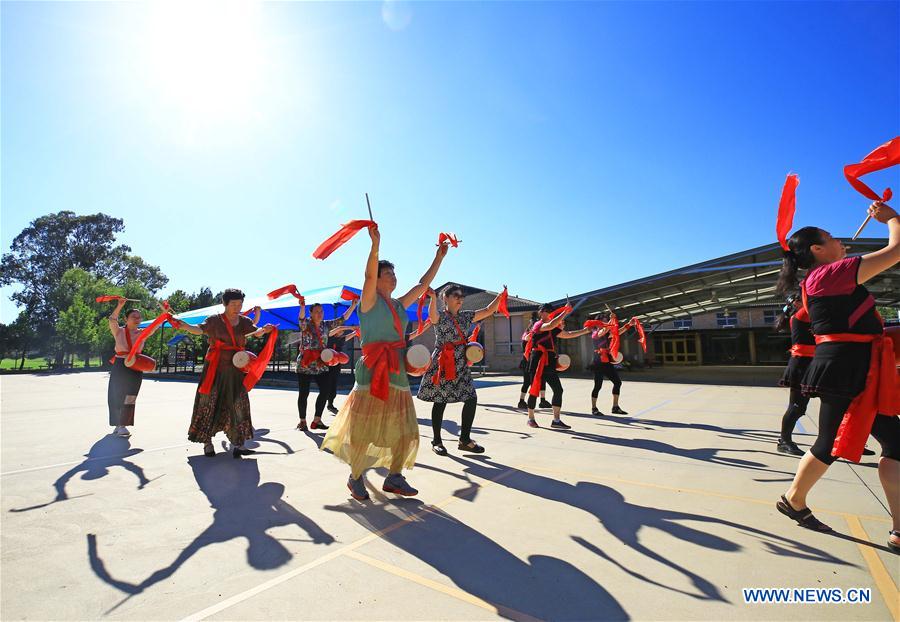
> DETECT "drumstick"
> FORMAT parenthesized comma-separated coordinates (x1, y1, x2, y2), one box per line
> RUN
(365, 193, 373, 221)
(852, 213, 872, 240)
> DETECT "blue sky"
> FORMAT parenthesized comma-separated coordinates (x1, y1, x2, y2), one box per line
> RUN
(2, 0, 898, 321)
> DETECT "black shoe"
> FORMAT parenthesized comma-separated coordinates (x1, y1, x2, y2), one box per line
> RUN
(233, 447, 255, 456)
(431, 442, 448, 456)
(776, 439, 804, 456)
(550, 419, 571, 430)
(326, 404, 339, 414)
(296, 420, 308, 432)
(458, 440, 485, 453)
(516, 400, 528, 410)
(591, 407, 603, 416)
(310, 419, 329, 431)
(203, 444, 215, 458)
(862, 446, 876, 456)
(539, 399, 552, 409)
(611, 406, 628, 415)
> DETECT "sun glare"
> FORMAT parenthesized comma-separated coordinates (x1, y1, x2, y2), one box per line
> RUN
(140, 0, 268, 128)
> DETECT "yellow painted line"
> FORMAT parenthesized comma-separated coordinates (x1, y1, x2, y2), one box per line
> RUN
(180, 467, 520, 621)
(844, 515, 899, 622)
(345, 549, 541, 622)
(520, 464, 892, 523)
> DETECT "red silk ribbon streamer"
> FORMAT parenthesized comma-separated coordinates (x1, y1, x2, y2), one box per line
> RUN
(433, 343, 462, 385)
(408, 319, 432, 340)
(313, 220, 376, 260)
(632, 318, 647, 353)
(96, 295, 122, 303)
(498, 287, 509, 318)
(437, 232, 460, 247)
(125, 303, 175, 362)
(267, 284, 303, 300)
(548, 305, 572, 321)
(416, 290, 429, 336)
(341, 287, 360, 301)
(242, 328, 278, 392)
(776, 173, 800, 251)
(529, 347, 550, 397)
(583, 320, 607, 330)
(831, 334, 898, 462)
(843, 137, 900, 202)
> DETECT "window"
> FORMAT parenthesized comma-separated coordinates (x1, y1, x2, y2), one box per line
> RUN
(673, 318, 692, 329)
(494, 315, 524, 355)
(763, 309, 778, 325)
(716, 312, 738, 327)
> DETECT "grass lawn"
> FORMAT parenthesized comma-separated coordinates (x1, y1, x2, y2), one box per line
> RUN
(0, 357, 105, 371)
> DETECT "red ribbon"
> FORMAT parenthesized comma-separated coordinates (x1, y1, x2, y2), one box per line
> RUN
(267, 284, 304, 301)
(498, 287, 509, 318)
(828, 334, 898, 462)
(608, 316, 621, 360)
(433, 315, 468, 385)
(789, 344, 815, 358)
(341, 287, 360, 301)
(125, 302, 175, 363)
(843, 137, 900, 202)
(469, 324, 481, 343)
(313, 220, 376, 260)
(548, 305, 572, 321)
(529, 346, 551, 397)
(632, 318, 647, 353)
(361, 294, 406, 401)
(437, 232, 460, 247)
(242, 328, 278, 392)
(96, 295, 122, 303)
(776, 173, 800, 251)
(109, 327, 135, 365)
(199, 315, 244, 395)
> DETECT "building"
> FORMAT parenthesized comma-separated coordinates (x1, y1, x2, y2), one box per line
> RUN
(552, 238, 897, 369)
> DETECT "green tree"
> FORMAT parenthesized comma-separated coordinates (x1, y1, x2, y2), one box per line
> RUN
(57, 298, 99, 367)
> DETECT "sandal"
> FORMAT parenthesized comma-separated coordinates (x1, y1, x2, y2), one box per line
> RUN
(889, 530, 900, 554)
(776, 494, 831, 532)
(458, 440, 485, 454)
(431, 443, 448, 456)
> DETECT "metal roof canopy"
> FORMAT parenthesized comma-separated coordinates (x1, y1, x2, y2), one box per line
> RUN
(553, 238, 898, 325)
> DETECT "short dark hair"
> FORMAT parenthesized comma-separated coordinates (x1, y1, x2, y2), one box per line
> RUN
(222, 288, 245, 304)
(377, 260, 395, 277)
(309, 303, 323, 311)
(539, 303, 555, 314)
(125, 309, 141, 319)
(441, 283, 464, 298)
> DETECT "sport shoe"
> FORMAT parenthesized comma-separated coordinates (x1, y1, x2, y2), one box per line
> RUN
(611, 406, 628, 415)
(115, 426, 131, 437)
(326, 404, 339, 414)
(310, 419, 329, 431)
(296, 420, 308, 431)
(550, 419, 571, 430)
(539, 399, 552, 409)
(382, 473, 418, 496)
(347, 476, 370, 501)
(591, 407, 603, 416)
(776, 439, 804, 456)
(526, 419, 539, 428)
(516, 400, 528, 410)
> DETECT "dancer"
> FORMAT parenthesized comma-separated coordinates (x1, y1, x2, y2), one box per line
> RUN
(775, 295, 814, 455)
(178, 289, 276, 458)
(775, 202, 899, 552)
(324, 319, 355, 414)
(321, 225, 449, 500)
(106, 298, 161, 437)
(525, 304, 591, 429)
(589, 311, 628, 416)
(517, 313, 550, 410)
(417, 284, 505, 455)
(295, 297, 359, 431)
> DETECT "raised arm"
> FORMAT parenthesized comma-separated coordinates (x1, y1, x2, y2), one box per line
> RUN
(360, 225, 381, 314)
(341, 298, 359, 322)
(107, 298, 127, 337)
(473, 290, 503, 323)
(428, 289, 439, 324)
(559, 327, 592, 339)
(297, 299, 307, 324)
(858, 202, 900, 284)
(398, 243, 449, 308)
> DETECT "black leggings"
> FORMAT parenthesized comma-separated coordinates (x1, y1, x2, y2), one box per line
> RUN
(810, 394, 900, 464)
(527, 368, 562, 409)
(325, 366, 341, 407)
(297, 373, 329, 420)
(431, 398, 477, 445)
(780, 388, 810, 443)
(521, 367, 545, 394)
(591, 363, 622, 398)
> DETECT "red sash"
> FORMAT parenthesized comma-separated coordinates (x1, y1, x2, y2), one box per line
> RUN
(361, 294, 407, 401)
(433, 314, 467, 385)
(528, 344, 555, 397)
(199, 315, 244, 395)
(109, 328, 136, 365)
(595, 347, 611, 364)
(816, 333, 899, 462)
(299, 321, 326, 369)
(789, 344, 815, 358)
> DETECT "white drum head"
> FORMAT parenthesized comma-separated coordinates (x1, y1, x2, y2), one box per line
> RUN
(556, 353, 571, 371)
(406, 344, 431, 370)
(465, 343, 484, 363)
(612, 352, 624, 365)
(320, 348, 335, 364)
(233, 351, 251, 369)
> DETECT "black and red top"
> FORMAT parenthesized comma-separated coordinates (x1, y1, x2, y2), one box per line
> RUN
(803, 257, 882, 336)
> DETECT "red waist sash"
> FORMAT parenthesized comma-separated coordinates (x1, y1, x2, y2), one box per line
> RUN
(595, 347, 611, 364)
(434, 340, 466, 385)
(199, 341, 243, 394)
(300, 349, 323, 368)
(362, 340, 407, 401)
(789, 344, 816, 358)
(529, 345, 554, 397)
(818, 333, 899, 462)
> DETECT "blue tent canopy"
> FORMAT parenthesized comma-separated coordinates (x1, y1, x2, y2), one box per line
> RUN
(166, 333, 192, 347)
(140, 285, 429, 331)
